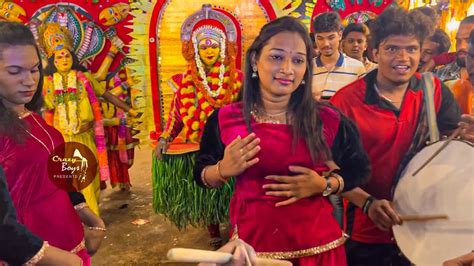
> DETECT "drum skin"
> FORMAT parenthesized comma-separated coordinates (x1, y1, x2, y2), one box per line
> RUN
(393, 139, 474, 265)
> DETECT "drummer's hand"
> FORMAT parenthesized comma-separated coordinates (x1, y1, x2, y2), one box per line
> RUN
(220, 134, 260, 178)
(198, 239, 257, 266)
(443, 251, 474, 266)
(263, 166, 327, 207)
(459, 114, 474, 143)
(367, 199, 402, 231)
(153, 138, 169, 160)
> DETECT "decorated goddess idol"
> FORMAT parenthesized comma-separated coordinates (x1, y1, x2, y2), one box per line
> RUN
(153, 5, 243, 247)
(40, 23, 137, 216)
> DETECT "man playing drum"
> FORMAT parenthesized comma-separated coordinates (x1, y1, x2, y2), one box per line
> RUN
(331, 7, 474, 266)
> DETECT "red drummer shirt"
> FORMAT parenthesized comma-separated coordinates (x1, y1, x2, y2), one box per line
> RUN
(331, 69, 461, 244)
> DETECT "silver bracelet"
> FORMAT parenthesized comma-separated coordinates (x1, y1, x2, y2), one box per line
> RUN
(88, 226, 107, 232)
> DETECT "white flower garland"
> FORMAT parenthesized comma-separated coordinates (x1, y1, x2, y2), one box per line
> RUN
(192, 28, 226, 98)
(53, 71, 80, 135)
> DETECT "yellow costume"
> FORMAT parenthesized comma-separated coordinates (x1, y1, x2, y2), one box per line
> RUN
(43, 71, 105, 215)
(40, 23, 107, 215)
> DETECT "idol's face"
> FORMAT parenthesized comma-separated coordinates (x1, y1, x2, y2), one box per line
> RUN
(198, 38, 220, 67)
(53, 48, 73, 74)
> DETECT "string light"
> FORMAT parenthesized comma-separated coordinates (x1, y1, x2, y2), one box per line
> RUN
(468, 3, 474, 16)
(447, 17, 460, 32)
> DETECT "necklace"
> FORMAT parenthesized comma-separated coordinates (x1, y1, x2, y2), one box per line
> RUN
(260, 109, 287, 118)
(251, 108, 288, 124)
(374, 84, 402, 104)
(22, 114, 55, 155)
(17, 109, 31, 119)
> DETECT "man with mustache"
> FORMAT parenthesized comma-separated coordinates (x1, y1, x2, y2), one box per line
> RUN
(312, 12, 366, 100)
(418, 29, 451, 72)
(450, 30, 474, 115)
(436, 16, 474, 86)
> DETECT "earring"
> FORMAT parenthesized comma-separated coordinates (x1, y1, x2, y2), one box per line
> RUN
(301, 80, 306, 85)
(251, 66, 258, 79)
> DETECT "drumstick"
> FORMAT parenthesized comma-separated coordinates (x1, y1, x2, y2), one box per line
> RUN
(400, 214, 448, 222)
(412, 127, 462, 176)
(167, 248, 292, 265)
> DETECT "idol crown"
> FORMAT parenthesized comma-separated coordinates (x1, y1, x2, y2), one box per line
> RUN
(193, 25, 225, 44)
(40, 23, 73, 57)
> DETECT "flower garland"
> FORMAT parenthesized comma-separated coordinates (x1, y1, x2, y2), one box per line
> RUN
(53, 71, 80, 135)
(76, 71, 110, 182)
(112, 74, 128, 164)
(190, 60, 234, 107)
(191, 28, 226, 100)
(179, 65, 241, 142)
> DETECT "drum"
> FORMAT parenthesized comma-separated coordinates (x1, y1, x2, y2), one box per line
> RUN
(393, 139, 474, 265)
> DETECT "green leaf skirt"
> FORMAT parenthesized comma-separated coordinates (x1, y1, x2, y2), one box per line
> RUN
(151, 152, 234, 229)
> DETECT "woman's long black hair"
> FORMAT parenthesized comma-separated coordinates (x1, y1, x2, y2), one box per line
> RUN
(241, 16, 331, 162)
(0, 22, 44, 143)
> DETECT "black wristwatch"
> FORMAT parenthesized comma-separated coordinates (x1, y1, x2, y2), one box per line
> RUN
(362, 196, 375, 215)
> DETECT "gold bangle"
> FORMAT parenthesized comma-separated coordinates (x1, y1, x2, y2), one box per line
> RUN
(24, 241, 49, 265)
(88, 226, 107, 232)
(216, 160, 228, 183)
(201, 167, 213, 188)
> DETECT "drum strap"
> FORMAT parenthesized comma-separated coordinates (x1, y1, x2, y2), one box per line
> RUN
(421, 72, 440, 143)
(390, 73, 440, 197)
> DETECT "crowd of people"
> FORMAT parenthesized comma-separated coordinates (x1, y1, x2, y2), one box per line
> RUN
(1, 4, 474, 266)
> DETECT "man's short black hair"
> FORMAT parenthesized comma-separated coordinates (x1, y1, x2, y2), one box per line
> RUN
(461, 15, 474, 26)
(342, 23, 370, 39)
(313, 12, 342, 33)
(412, 6, 438, 25)
(428, 29, 451, 54)
(371, 7, 433, 49)
(469, 29, 474, 46)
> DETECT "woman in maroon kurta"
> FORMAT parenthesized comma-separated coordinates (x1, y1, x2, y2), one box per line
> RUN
(0, 22, 89, 265)
(0, 113, 89, 263)
(194, 17, 370, 265)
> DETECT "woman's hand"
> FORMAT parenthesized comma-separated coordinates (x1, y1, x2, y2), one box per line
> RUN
(198, 239, 257, 266)
(154, 138, 169, 160)
(443, 252, 474, 266)
(84, 227, 106, 256)
(76, 207, 106, 256)
(263, 165, 327, 207)
(38, 245, 83, 266)
(219, 134, 260, 178)
(367, 199, 402, 231)
(459, 114, 474, 143)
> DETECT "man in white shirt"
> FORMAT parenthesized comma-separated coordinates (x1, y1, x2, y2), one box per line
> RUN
(312, 12, 366, 100)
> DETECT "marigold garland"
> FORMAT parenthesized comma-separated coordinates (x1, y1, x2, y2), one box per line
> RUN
(77, 71, 110, 182)
(179, 64, 241, 142)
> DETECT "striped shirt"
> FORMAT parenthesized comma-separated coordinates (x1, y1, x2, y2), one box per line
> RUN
(312, 53, 366, 99)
